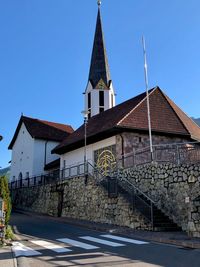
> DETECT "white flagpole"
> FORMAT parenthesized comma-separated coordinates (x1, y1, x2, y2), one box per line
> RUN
(142, 36, 153, 161)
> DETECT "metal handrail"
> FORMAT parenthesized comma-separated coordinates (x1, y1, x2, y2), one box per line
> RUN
(117, 176, 154, 228)
(87, 162, 105, 183)
(88, 161, 155, 228)
(118, 176, 155, 204)
(88, 161, 155, 204)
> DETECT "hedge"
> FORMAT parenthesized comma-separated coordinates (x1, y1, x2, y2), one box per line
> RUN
(0, 176, 11, 226)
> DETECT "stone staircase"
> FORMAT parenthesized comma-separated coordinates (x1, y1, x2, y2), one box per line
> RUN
(100, 175, 181, 232)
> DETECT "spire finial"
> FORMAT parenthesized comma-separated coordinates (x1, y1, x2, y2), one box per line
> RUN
(97, 0, 101, 6)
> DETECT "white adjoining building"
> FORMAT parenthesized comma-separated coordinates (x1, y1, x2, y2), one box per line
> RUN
(8, 116, 73, 182)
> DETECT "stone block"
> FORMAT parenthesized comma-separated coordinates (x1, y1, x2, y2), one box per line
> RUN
(188, 175, 196, 183)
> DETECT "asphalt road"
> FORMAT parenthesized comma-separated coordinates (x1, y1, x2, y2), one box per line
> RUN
(10, 212, 200, 267)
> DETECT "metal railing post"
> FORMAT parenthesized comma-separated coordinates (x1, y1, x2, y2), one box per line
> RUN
(132, 188, 136, 210)
(151, 202, 154, 231)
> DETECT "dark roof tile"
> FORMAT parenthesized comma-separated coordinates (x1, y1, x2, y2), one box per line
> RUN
(8, 116, 74, 149)
(53, 87, 200, 155)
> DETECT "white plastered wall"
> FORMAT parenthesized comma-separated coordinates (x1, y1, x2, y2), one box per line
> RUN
(60, 136, 116, 169)
(32, 140, 60, 176)
(10, 123, 60, 181)
(10, 123, 34, 181)
(85, 81, 115, 117)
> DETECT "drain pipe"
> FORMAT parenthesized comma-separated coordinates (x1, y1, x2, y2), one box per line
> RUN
(119, 134, 124, 168)
(44, 141, 48, 168)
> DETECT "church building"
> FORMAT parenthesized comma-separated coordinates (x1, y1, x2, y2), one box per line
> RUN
(52, 2, 200, 174)
(9, 1, 200, 182)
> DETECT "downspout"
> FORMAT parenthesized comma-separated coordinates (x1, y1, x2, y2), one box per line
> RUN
(119, 134, 124, 168)
(44, 141, 48, 169)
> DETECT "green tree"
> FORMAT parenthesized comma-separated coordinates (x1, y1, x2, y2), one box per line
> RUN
(0, 176, 11, 226)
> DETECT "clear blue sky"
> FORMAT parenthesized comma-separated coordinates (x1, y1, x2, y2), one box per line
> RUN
(0, 0, 200, 168)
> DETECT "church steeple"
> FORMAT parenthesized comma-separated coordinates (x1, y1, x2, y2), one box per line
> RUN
(88, 2, 111, 88)
(85, 1, 116, 118)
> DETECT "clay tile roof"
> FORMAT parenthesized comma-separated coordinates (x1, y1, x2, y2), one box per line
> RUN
(53, 87, 200, 155)
(8, 116, 74, 149)
(163, 93, 200, 141)
(118, 88, 189, 135)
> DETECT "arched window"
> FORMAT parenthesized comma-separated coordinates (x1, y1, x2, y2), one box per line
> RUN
(18, 172, 22, 180)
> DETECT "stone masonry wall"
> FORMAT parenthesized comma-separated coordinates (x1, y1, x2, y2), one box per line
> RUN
(120, 163, 200, 237)
(11, 175, 150, 230)
(116, 132, 190, 157)
(11, 162, 200, 237)
(11, 185, 59, 217)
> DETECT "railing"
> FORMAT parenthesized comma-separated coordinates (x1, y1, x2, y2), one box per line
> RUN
(9, 171, 60, 189)
(119, 143, 200, 168)
(9, 163, 87, 189)
(87, 162, 108, 184)
(88, 161, 155, 229)
(60, 163, 86, 180)
(117, 176, 154, 228)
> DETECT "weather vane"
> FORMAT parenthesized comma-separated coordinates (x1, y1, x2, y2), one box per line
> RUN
(97, 0, 101, 6)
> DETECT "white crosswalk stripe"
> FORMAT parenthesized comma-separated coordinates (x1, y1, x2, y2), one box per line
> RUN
(80, 236, 125, 247)
(30, 240, 72, 253)
(57, 238, 99, 250)
(12, 234, 149, 258)
(100, 234, 149, 245)
(12, 242, 42, 257)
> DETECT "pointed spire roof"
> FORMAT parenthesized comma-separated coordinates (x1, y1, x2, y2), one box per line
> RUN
(88, 4, 111, 89)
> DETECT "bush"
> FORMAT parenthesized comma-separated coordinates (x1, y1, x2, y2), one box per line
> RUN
(5, 225, 14, 240)
(0, 176, 11, 226)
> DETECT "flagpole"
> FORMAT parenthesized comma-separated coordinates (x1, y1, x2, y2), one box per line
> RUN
(142, 36, 153, 161)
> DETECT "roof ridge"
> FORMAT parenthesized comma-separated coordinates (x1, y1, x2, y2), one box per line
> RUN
(39, 119, 73, 129)
(22, 116, 73, 133)
(117, 87, 157, 126)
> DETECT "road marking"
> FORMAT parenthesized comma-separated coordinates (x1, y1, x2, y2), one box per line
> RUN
(57, 238, 99, 250)
(30, 240, 72, 253)
(101, 234, 149, 245)
(80, 236, 125, 247)
(12, 242, 42, 257)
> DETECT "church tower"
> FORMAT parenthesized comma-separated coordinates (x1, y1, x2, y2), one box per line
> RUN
(84, 1, 115, 119)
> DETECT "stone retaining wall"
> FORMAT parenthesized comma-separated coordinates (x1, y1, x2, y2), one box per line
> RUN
(120, 163, 200, 237)
(11, 175, 150, 230)
(11, 163, 200, 237)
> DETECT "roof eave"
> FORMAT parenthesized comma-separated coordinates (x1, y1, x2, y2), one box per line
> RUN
(115, 125, 191, 138)
(52, 128, 121, 155)
(190, 135, 200, 142)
